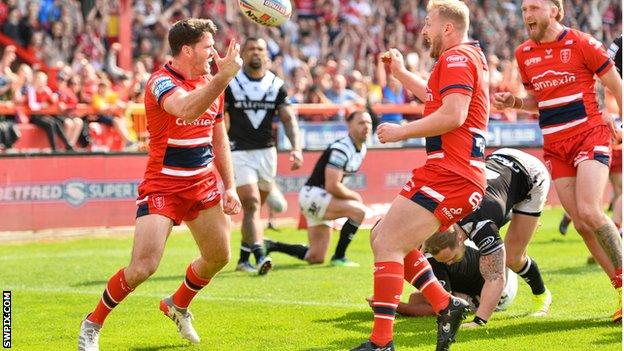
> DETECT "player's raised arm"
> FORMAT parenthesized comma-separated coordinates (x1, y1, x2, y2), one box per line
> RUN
(163, 39, 242, 122)
(384, 48, 428, 102)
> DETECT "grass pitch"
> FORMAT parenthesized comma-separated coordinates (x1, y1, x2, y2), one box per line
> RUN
(1, 208, 621, 350)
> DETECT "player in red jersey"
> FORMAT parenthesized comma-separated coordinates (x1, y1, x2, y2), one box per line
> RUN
(78, 19, 243, 351)
(493, 0, 623, 322)
(351, 1, 489, 350)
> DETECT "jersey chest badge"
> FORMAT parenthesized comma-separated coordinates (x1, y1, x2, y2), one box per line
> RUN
(560, 49, 571, 63)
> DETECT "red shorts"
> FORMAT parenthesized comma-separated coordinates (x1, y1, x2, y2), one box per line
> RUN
(611, 147, 622, 174)
(399, 165, 485, 231)
(136, 172, 221, 225)
(543, 125, 611, 179)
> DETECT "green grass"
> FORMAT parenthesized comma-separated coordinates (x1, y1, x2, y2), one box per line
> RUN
(1, 208, 621, 350)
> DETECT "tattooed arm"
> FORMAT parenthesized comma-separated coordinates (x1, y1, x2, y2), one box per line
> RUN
(475, 247, 506, 322)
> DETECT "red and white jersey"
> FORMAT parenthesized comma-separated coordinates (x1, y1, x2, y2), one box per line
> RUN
(142, 63, 224, 193)
(423, 41, 490, 190)
(516, 28, 614, 143)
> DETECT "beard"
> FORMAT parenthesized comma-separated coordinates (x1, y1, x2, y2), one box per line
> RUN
(248, 57, 263, 70)
(528, 19, 549, 42)
(427, 34, 443, 59)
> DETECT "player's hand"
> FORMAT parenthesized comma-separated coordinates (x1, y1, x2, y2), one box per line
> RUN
(461, 321, 483, 329)
(212, 39, 243, 79)
(290, 150, 303, 170)
(602, 112, 620, 141)
(377, 122, 405, 143)
(493, 92, 516, 110)
(222, 188, 241, 215)
(384, 48, 407, 76)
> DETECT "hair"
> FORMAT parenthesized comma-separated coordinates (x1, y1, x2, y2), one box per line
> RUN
(424, 227, 460, 255)
(168, 18, 217, 56)
(346, 110, 366, 122)
(427, 0, 470, 32)
(243, 37, 266, 48)
(549, 0, 564, 22)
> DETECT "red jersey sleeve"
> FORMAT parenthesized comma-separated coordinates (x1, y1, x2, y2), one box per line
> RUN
(215, 93, 225, 123)
(515, 46, 533, 91)
(438, 52, 476, 98)
(148, 73, 179, 108)
(580, 34, 614, 77)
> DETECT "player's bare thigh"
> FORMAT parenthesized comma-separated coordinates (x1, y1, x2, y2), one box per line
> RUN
(126, 214, 174, 287)
(371, 196, 440, 262)
(185, 202, 232, 277)
(306, 225, 333, 264)
(322, 197, 367, 222)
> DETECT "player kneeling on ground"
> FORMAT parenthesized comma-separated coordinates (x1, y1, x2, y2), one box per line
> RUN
(368, 237, 518, 326)
(265, 110, 372, 267)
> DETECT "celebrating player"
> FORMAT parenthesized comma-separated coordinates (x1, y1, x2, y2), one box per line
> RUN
(225, 37, 303, 275)
(493, 0, 623, 322)
(78, 19, 242, 351)
(351, 1, 490, 350)
(265, 110, 372, 267)
(378, 236, 518, 323)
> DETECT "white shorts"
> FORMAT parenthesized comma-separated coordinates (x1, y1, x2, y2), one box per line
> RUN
(493, 149, 550, 215)
(298, 185, 333, 227)
(232, 147, 277, 191)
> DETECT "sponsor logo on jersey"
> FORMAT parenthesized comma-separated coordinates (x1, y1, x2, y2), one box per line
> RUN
(0, 180, 139, 207)
(441, 207, 455, 220)
(530, 70, 576, 91)
(425, 87, 434, 102)
(446, 54, 468, 68)
(175, 117, 215, 126)
(545, 49, 553, 59)
(524, 57, 542, 67)
(560, 49, 571, 63)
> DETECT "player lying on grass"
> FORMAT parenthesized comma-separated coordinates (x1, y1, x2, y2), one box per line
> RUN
(367, 238, 518, 328)
(265, 110, 372, 267)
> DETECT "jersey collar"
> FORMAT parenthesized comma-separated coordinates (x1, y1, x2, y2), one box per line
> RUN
(164, 62, 186, 81)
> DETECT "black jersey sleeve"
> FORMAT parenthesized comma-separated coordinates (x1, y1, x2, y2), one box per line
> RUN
(608, 36, 622, 77)
(276, 85, 290, 107)
(429, 257, 452, 292)
(470, 220, 504, 256)
(224, 86, 234, 109)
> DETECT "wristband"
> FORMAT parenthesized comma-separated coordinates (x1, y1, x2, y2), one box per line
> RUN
(473, 316, 487, 325)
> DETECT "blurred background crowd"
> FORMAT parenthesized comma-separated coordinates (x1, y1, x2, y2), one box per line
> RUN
(0, 0, 621, 152)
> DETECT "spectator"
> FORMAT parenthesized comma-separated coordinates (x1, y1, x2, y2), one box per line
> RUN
(55, 69, 83, 148)
(91, 80, 136, 150)
(376, 54, 404, 124)
(22, 70, 74, 152)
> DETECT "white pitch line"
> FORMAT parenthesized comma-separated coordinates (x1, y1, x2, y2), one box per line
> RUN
(5, 285, 366, 309)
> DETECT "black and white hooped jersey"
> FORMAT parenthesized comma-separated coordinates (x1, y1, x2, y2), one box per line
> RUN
(458, 149, 534, 255)
(225, 70, 289, 151)
(305, 136, 366, 188)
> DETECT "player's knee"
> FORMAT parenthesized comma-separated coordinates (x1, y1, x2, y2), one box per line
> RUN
(128, 260, 159, 283)
(350, 205, 366, 223)
(241, 197, 261, 214)
(576, 203, 605, 229)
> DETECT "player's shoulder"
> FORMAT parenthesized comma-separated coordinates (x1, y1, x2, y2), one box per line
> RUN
(329, 136, 354, 154)
(515, 40, 536, 57)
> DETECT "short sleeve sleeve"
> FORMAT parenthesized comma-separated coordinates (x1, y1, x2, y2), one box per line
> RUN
(327, 149, 349, 170)
(438, 52, 476, 98)
(580, 34, 614, 77)
(515, 47, 533, 91)
(276, 85, 290, 107)
(148, 74, 179, 107)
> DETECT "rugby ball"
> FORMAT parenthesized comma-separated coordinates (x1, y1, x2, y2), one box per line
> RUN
(238, 0, 292, 27)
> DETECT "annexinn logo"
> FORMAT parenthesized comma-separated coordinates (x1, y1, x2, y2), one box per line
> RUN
(0, 180, 139, 207)
(530, 70, 576, 91)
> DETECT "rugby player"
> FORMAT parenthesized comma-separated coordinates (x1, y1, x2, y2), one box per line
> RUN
(265, 110, 371, 267)
(494, 0, 623, 322)
(225, 37, 303, 275)
(351, 1, 490, 350)
(78, 19, 242, 350)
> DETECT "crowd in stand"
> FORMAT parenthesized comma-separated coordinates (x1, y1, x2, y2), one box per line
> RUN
(0, 0, 621, 152)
